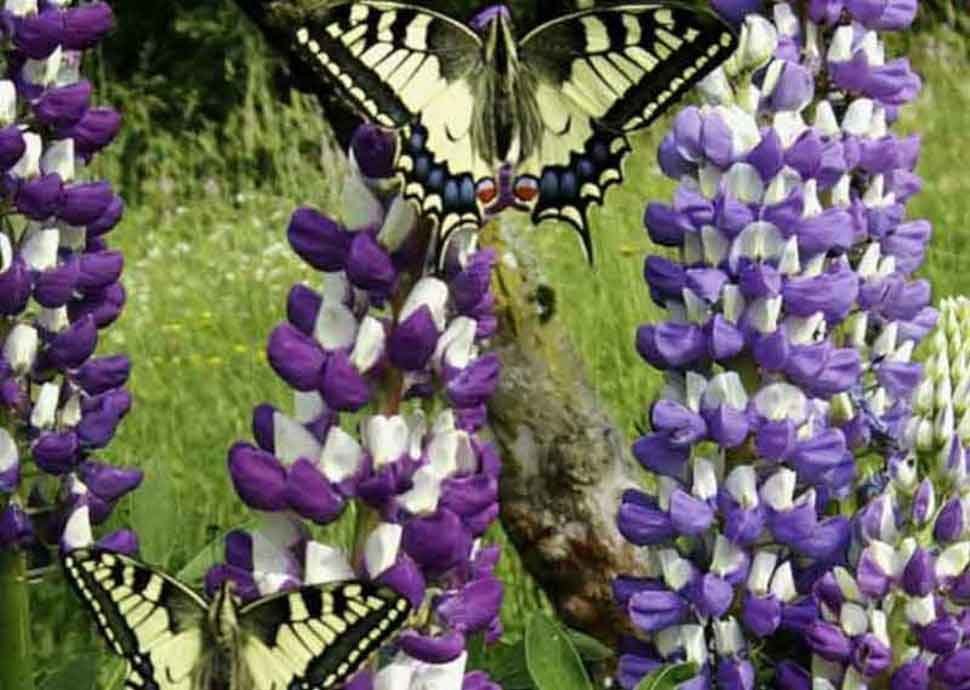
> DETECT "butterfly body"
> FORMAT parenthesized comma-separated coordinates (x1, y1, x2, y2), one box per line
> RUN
(296, 1, 736, 257)
(63, 548, 411, 690)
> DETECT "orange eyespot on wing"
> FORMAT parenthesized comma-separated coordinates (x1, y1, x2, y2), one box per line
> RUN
(476, 179, 498, 205)
(514, 176, 539, 203)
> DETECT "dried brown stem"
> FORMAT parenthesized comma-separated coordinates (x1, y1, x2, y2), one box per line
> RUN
(482, 222, 651, 648)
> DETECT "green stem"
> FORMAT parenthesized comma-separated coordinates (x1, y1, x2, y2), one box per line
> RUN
(0, 547, 34, 690)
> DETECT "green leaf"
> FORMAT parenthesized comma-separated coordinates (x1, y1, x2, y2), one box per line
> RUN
(176, 518, 261, 584)
(565, 627, 615, 662)
(525, 612, 594, 690)
(486, 641, 536, 690)
(175, 533, 226, 583)
(634, 662, 699, 690)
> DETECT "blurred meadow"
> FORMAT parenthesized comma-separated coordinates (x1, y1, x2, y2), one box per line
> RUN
(26, 1, 970, 686)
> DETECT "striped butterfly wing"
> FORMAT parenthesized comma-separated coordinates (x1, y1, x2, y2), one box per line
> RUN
(63, 548, 208, 690)
(238, 581, 412, 690)
(518, 4, 737, 259)
(294, 1, 490, 235)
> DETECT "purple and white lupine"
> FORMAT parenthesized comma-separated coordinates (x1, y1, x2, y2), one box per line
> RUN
(616, 0, 938, 687)
(211, 124, 504, 690)
(0, 0, 139, 557)
(799, 298, 970, 690)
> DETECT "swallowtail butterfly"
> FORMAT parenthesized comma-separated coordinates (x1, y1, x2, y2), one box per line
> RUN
(293, 1, 737, 258)
(63, 548, 411, 690)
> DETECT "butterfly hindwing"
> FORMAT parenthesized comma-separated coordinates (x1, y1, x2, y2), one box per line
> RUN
(518, 4, 737, 255)
(238, 581, 412, 690)
(62, 548, 207, 690)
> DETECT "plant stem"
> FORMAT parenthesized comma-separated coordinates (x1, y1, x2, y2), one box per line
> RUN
(0, 547, 34, 690)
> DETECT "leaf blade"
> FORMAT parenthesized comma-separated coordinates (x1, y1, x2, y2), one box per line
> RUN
(524, 612, 594, 690)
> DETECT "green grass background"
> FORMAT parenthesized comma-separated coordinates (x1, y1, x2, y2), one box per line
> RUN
(24, 7, 970, 686)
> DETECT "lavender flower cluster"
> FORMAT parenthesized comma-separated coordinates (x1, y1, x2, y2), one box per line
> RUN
(615, 0, 950, 687)
(212, 125, 504, 690)
(0, 0, 139, 556)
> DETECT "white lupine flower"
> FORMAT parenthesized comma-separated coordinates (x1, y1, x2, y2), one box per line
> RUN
(772, 111, 808, 147)
(700, 225, 730, 266)
(434, 316, 477, 369)
(729, 221, 785, 270)
(747, 551, 778, 594)
(377, 195, 417, 252)
(293, 391, 325, 423)
(657, 549, 693, 591)
(397, 465, 442, 515)
(0, 81, 16, 124)
(350, 315, 386, 372)
(713, 104, 761, 156)
(0, 233, 11, 273)
(827, 25, 855, 63)
(314, 302, 358, 350)
(704, 372, 749, 410)
(728, 14, 777, 73)
(37, 306, 69, 333)
(41, 139, 75, 180)
(770, 561, 798, 602)
(273, 412, 321, 465)
(61, 502, 94, 551)
(843, 98, 875, 136)
(341, 170, 383, 229)
(20, 227, 60, 270)
(4, 325, 39, 375)
(722, 162, 764, 203)
(364, 523, 403, 578)
(697, 67, 733, 105)
(400, 277, 449, 330)
(747, 296, 783, 334)
(376, 652, 468, 690)
(362, 415, 410, 467)
(304, 542, 355, 585)
(761, 468, 798, 510)
(4, 0, 36, 17)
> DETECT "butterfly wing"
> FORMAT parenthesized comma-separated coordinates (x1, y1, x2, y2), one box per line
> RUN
(62, 548, 208, 690)
(293, 1, 490, 236)
(237, 581, 411, 690)
(518, 4, 737, 258)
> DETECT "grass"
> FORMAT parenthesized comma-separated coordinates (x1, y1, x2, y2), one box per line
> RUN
(24, 14, 970, 688)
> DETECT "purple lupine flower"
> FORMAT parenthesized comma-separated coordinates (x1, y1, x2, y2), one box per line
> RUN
(615, 2, 939, 687)
(1, 1, 139, 558)
(210, 124, 504, 685)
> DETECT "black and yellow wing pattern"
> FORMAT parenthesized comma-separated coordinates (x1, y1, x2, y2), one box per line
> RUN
(236, 580, 411, 690)
(63, 548, 411, 690)
(290, 2, 736, 258)
(517, 5, 737, 256)
(295, 1, 488, 233)
(64, 548, 209, 690)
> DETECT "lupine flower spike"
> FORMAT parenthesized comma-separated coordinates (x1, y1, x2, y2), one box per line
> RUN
(214, 124, 504, 689)
(0, 0, 138, 560)
(616, 0, 937, 687)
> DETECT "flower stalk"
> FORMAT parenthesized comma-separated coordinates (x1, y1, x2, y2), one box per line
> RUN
(0, 547, 33, 690)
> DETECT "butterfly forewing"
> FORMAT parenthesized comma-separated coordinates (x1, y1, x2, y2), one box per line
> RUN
(62, 548, 208, 690)
(295, 1, 489, 236)
(238, 581, 412, 690)
(517, 4, 737, 256)
(521, 5, 737, 132)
